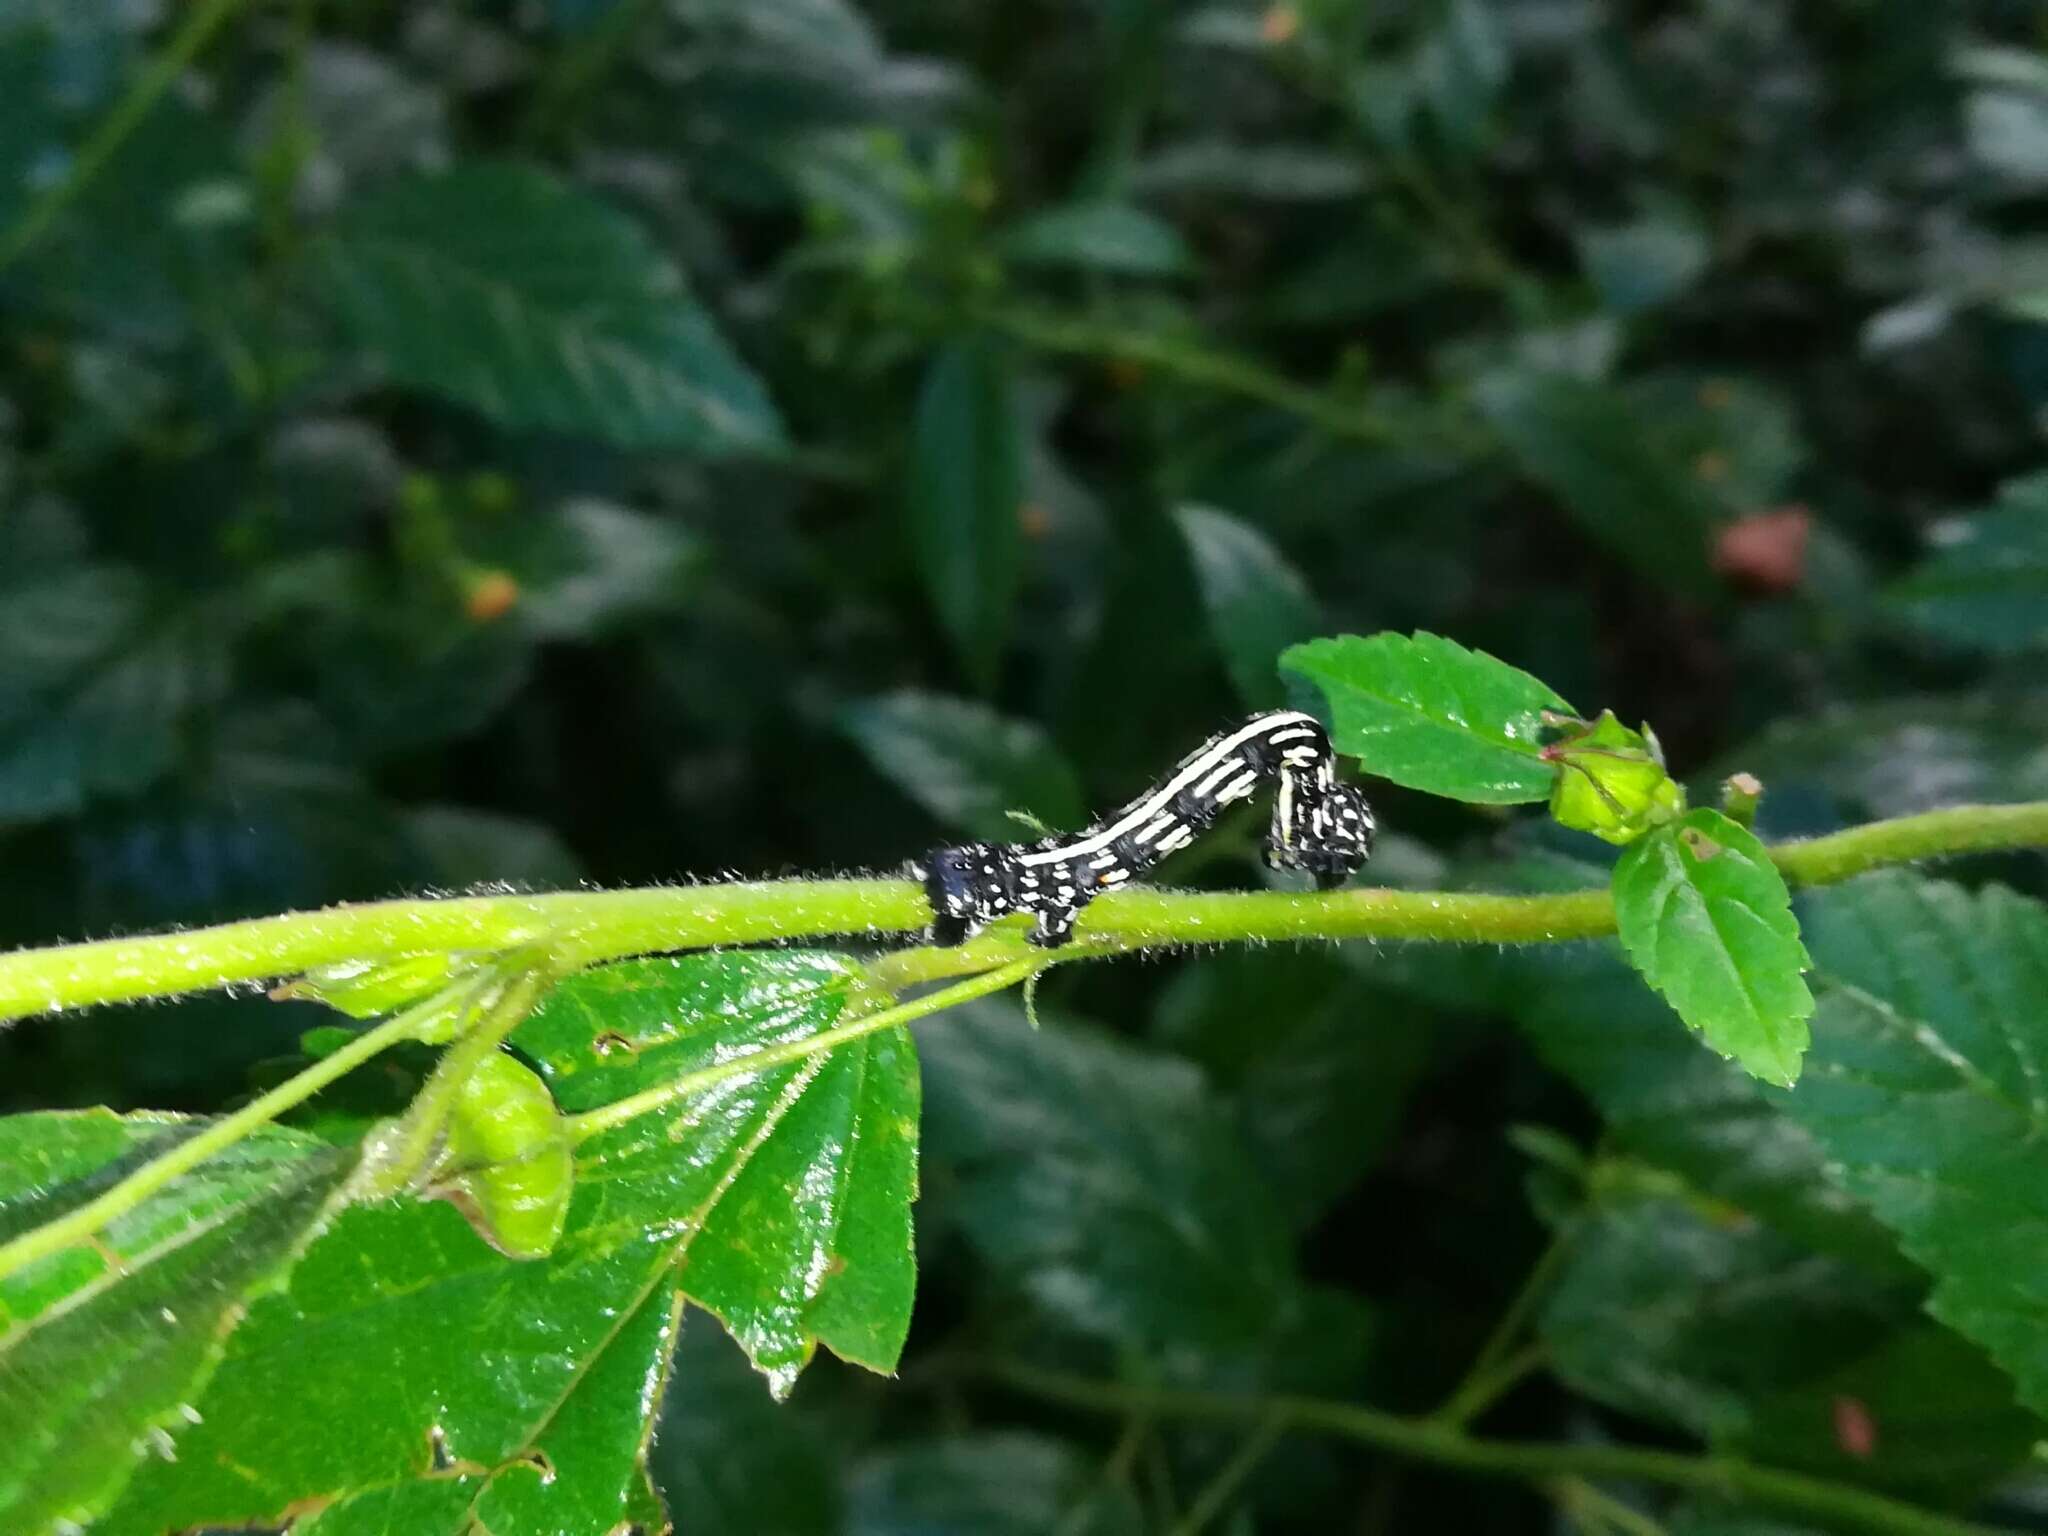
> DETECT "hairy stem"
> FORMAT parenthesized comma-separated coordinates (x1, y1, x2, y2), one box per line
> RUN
(2, 800, 2045, 1027)
(982, 1363, 2015, 1536)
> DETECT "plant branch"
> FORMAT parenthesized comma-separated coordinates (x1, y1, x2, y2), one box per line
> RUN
(1434, 1342, 1548, 1430)
(982, 304, 1483, 452)
(980, 1362, 2016, 1536)
(1169, 1413, 1287, 1536)
(1435, 1226, 1572, 1426)
(2, 800, 2045, 1026)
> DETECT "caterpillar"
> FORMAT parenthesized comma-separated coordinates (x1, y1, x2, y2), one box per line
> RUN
(913, 709, 1374, 948)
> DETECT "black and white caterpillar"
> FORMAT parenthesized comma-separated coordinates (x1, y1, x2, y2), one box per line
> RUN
(912, 710, 1374, 948)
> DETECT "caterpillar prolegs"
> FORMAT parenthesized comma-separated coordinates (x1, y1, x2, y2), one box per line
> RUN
(912, 710, 1374, 948)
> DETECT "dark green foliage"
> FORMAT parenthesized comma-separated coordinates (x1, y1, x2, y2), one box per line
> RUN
(6, 3, 2048, 1533)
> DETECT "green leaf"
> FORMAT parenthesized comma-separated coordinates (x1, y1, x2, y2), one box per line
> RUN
(1577, 204, 1711, 314)
(0, 1112, 349, 1535)
(921, 1000, 1297, 1349)
(1541, 1192, 1902, 1442)
(503, 497, 704, 643)
(315, 161, 785, 453)
(1612, 810, 1814, 1086)
(1175, 504, 1321, 711)
(840, 690, 1085, 841)
(1474, 369, 1720, 596)
(98, 953, 919, 1529)
(1280, 631, 1573, 803)
(288, 1276, 681, 1536)
(1154, 949, 1434, 1230)
(1885, 470, 2048, 653)
(908, 338, 1026, 690)
(1778, 873, 2048, 1418)
(848, 1433, 1143, 1536)
(0, 565, 216, 826)
(512, 954, 919, 1395)
(1384, 844, 1896, 1268)
(1002, 201, 1193, 277)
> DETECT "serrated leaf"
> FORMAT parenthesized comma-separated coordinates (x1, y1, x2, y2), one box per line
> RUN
(1541, 1192, 1902, 1442)
(274, 1276, 679, 1536)
(1778, 873, 2048, 1418)
(515, 955, 919, 1394)
(1176, 504, 1321, 710)
(1154, 949, 1433, 1230)
(1474, 369, 1720, 596)
(98, 952, 919, 1529)
(315, 161, 785, 452)
(840, 690, 1084, 841)
(1002, 201, 1193, 277)
(1612, 809, 1814, 1086)
(1885, 471, 2048, 653)
(921, 1000, 1296, 1349)
(1383, 845, 1896, 1268)
(1280, 631, 1572, 802)
(0, 1112, 349, 1535)
(908, 338, 1026, 690)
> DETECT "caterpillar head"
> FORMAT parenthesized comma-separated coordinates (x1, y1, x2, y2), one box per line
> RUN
(1266, 782, 1375, 890)
(914, 842, 1006, 946)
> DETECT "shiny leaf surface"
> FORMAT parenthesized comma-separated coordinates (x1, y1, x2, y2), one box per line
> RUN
(0, 1113, 348, 1535)
(1281, 630, 1572, 802)
(98, 951, 918, 1528)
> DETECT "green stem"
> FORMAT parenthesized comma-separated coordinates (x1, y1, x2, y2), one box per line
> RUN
(2, 800, 2045, 1027)
(1554, 1477, 1671, 1536)
(982, 1363, 2015, 1536)
(1169, 1414, 1287, 1536)
(983, 305, 1478, 451)
(1435, 1227, 1572, 1426)
(563, 955, 1049, 1143)
(0, 977, 475, 1281)
(1433, 1342, 1548, 1430)
(1767, 802, 2048, 885)
(0, 0, 253, 276)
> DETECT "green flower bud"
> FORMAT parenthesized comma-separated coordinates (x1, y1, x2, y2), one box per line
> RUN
(436, 1051, 573, 1261)
(1546, 710, 1687, 845)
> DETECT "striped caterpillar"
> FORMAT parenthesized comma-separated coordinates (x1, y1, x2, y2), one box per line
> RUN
(913, 710, 1374, 948)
